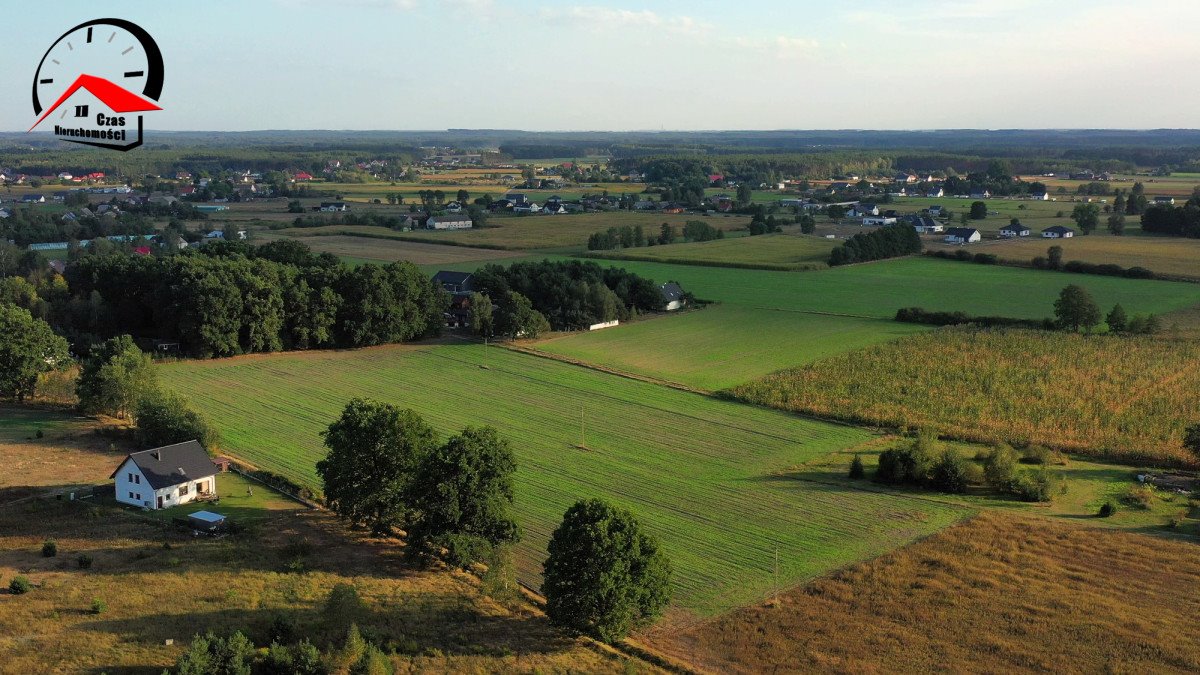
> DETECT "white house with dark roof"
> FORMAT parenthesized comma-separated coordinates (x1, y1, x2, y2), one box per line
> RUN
(659, 282, 686, 311)
(943, 227, 981, 244)
(111, 440, 219, 510)
(1042, 225, 1075, 239)
(999, 222, 1032, 238)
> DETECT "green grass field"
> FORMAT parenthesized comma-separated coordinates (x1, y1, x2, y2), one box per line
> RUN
(554, 256, 1200, 319)
(159, 344, 966, 616)
(582, 229, 837, 270)
(537, 306, 928, 391)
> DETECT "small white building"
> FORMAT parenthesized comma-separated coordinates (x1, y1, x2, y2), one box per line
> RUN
(111, 440, 219, 510)
(943, 227, 981, 244)
(1042, 226, 1075, 239)
(427, 215, 474, 230)
(659, 282, 686, 311)
(863, 216, 897, 226)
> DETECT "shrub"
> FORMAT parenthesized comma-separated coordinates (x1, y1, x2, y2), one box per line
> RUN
(930, 450, 969, 493)
(982, 445, 1018, 491)
(42, 540, 57, 557)
(323, 583, 365, 633)
(1011, 470, 1054, 502)
(9, 576, 32, 594)
(77, 554, 93, 569)
(972, 253, 998, 265)
(1123, 483, 1156, 509)
(90, 597, 107, 614)
(1098, 501, 1117, 517)
(848, 455, 865, 479)
(1020, 445, 1052, 465)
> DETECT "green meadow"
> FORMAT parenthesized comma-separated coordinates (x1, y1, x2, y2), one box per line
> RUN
(159, 344, 966, 616)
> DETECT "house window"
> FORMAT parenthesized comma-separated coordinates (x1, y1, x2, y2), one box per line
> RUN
(128, 491, 135, 499)
(180, 483, 189, 496)
(134, 474, 141, 484)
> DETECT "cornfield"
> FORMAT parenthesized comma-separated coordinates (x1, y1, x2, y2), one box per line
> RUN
(730, 327, 1200, 466)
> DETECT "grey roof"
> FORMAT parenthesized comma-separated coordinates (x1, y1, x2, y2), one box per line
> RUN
(432, 270, 473, 285)
(111, 440, 218, 490)
(946, 227, 978, 238)
(1001, 222, 1030, 232)
(1043, 225, 1074, 234)
(659, 282, 685, 302)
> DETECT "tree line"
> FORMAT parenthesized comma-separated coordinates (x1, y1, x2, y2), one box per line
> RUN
(471, 259, 663, 331)
(38, 239, 447, 357)
(586, 221, 723, 251)
(1141, 198, 1200, 238)
(828, 224, 922, 266)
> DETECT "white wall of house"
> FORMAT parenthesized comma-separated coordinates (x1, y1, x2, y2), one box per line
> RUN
(114, 459, 153, 509)
(665, 300, 683, 311)
(114, 458, 216, 510)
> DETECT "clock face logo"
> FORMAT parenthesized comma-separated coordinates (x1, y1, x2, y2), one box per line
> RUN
(28, 18, 164, 151)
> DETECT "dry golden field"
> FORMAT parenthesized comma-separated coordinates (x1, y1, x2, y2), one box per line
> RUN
(652, 512, 1200, 674)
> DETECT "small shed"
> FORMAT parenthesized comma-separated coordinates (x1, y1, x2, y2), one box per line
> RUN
(188, 511, 226, 531)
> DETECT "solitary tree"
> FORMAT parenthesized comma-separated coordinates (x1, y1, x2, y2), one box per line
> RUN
(1106, 213, 1126, 236)
(0, 304, 69, 401)
(1054, 284, 1102, 332)
(1072, 203, 1100, 235)
(736, 182, 753, 206)
(134, 389, 218, 450)
(495, 291, 550, 339)
(408, 426, 521, 567)
(76, 335, 157, 418)
(543, 499, 671, 643)
(1106, 304, 1128, 333)
(317, 399, 438, 534)
(468, 292, 494, 338)
(1047, 245, 1064, 270)
(969, 201, 987, 219)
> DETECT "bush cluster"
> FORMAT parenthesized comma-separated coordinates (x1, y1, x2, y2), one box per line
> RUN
(829, 224, 921, 266)
(895, 307, 1050, 330)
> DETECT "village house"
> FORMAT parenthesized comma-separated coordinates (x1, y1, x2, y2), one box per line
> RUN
(1153, 196, 1176, 206)
(969, 190, 992, 199)
(111, 440, 220, 510)
(1029, 191, 1049, 201)
(659, 282, 687, 311)
(1042, 225, 1075, 238)
(849, 203, 879, 217)
(926, 186, 945, 198)
(943, 227, 981, 244)
(432, 270, 474, 294)
(905, 215, 943, 233)
(22, 194, 46, 203)
(1000, 222, 1032, 238)
(318, 202, 349, 212)
(427, 215, 474, 230)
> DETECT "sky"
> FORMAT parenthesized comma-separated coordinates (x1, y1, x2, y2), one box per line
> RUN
(2, 0, 1198, 132)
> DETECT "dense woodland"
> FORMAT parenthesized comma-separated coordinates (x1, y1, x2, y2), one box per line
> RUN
(829, 224, 922, 266)
(6, 240, 445, 357)
(471, 259, 664, 330)
(1141, 199, 1200, 237)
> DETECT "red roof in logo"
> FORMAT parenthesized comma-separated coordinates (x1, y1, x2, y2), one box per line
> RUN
(29, 74, 162, 132)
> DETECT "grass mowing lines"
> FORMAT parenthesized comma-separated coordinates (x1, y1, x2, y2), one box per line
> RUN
(536, 306, 931, 391)
(160, 344, 965, 616)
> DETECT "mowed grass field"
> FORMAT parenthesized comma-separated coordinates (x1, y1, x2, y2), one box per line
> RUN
(159, 344, 967, 617)
(266, 212, 750, 251)
(653, 512, 1200, 674)
(566, 256, 1200, 319)
(254, 231, 527, 266)
(731, 327, 1200, 466)
(536, 307, 928, 391)
(582, 229, 837, 270)
(506, 256, 1200, 391)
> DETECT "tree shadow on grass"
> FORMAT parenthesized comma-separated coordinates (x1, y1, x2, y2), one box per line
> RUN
(81, 601, 580, 674)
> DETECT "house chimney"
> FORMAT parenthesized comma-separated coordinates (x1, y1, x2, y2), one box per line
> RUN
(152, 450, 161, 461)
